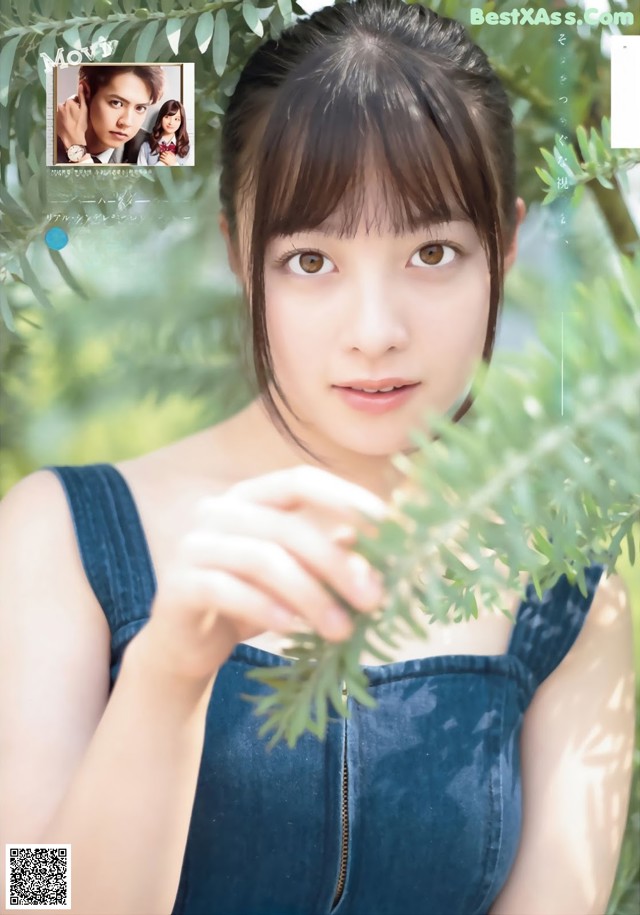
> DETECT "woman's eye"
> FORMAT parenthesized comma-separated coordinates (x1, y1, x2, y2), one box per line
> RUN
(409, 243, 457, 268)
(111, 100, 122, 108)
(283, 251, 334, 276)
(275, 241, 460, 275)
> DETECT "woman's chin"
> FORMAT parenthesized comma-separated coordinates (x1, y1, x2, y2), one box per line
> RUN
(327, 428, 418, 459)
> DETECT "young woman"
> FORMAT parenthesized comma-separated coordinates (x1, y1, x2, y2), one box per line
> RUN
(137, 99, 191, 166)
(0, 1, 634, 914)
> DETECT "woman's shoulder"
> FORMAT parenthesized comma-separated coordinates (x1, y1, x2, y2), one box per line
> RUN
(118, 404, 286, 496)
(92, 425, 238, 594)
(115, 424, 236, 513)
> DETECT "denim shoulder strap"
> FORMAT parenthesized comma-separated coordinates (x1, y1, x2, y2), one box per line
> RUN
(42, 463, 157, 634)
(508, 562, 606, 688)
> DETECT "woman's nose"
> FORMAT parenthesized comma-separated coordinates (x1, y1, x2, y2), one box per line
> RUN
(342, 282, 410, 355)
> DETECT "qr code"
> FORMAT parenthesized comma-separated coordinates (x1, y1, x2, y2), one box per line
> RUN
(5, 845, 71, 910)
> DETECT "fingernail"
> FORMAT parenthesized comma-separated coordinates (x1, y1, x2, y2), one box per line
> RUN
(348, 554, 382, 594)
(270, 606, 297, 627)
(361, 501, 389, 521)
(327, 607, 353, 635)
(331, 524, 356, 545)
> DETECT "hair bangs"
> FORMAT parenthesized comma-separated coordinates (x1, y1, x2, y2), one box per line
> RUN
(248, 52, 501, 283)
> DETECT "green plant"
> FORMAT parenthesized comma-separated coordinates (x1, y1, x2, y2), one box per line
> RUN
(243, 245, 640, 748)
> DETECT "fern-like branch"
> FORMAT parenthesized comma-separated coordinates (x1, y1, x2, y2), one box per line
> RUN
(243, 251, 640, 749)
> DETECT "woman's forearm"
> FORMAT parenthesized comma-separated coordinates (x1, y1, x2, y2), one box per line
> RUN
(32, 629, 218, 915)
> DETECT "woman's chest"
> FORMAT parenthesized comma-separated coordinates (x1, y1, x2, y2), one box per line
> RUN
(173, 650, 525, 915)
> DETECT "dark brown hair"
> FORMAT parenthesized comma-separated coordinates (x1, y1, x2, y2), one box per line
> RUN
(150, 99, 190, 159)
(78, 65, 165, 105)
(219, 0, 517, 463)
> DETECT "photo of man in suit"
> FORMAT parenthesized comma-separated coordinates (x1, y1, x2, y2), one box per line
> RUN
(56, 65, 165, 165)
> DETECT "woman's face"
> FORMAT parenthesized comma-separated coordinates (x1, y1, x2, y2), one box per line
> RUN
(162, 110, 182, 134)
(230, 179, 523, 462)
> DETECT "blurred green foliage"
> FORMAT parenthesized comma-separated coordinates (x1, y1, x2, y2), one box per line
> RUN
(0, 0, 638, 909)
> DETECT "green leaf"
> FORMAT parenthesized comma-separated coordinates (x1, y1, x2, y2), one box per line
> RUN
(531, 527, 554, 560)
(257, 713, 284, 742)
(286, 692, 312, 745)
(277, 0, 292, 19)
(0, 284, 16, 333)
(212, 9, 230, 77)
(556, 137, 583, 175)
(540, 147, 560, 176)
(195, 11, 214, 52)
(47, 249, 87, 299)
(62, 26, 81, 48)
(576, 125, 591, 162)
(136, 20, 159, 62)
(327, 678, 348, 717)
(626, 528, 636, 566)
(134, 7, 149, 18)
(256, 4, 276, 20)
(313, 690, 328, 740)
(361, 636, 395, 663)
(534, 166, 554, 187)
(18, 254, 52, 310)
(346, 676, 377, 709)
(595, 173, 615, 190)
(24, 173, 42, 220)
(0, 100, 9, 151)
(0, 183, 31, 225)
(0, 36, 21, 107)
(589, 127, 609, 167)
(166, 18, 182, 55)
(15, 0, 31, 26)
(242, 0, 264, 37)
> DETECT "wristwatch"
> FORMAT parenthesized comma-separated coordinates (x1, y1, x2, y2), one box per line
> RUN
(66, 144, 88, 162)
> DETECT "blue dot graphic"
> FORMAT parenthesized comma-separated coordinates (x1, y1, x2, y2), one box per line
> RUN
(44, 227, 69, 250)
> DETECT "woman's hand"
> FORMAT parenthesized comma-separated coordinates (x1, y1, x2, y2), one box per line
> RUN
(134, 465, 389, 690)
(159, 150, 178, 166)
(57, 79, 89, 150)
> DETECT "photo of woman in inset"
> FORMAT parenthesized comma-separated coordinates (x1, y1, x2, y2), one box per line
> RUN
(137, 100, 192, 166)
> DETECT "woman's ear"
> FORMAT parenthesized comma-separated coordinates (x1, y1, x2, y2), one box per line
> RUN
(504, 197, 527, 274)
(218, 211, 241, 279)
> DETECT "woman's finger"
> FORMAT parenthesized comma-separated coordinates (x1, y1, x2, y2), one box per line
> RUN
(176, 529, 381, 638)
(191, 499, 385, 613)
(225, 464, 390, 523)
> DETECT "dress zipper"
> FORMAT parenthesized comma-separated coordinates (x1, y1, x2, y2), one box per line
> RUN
(331, 681, 350, 910)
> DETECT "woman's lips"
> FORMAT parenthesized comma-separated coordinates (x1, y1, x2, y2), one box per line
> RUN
(333, 383, 421, 414)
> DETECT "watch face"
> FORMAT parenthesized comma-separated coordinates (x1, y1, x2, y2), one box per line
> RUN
(66, 145, 86, 162)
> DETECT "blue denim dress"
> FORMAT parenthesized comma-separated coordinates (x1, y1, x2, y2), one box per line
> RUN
(45, 463, 605, 915)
